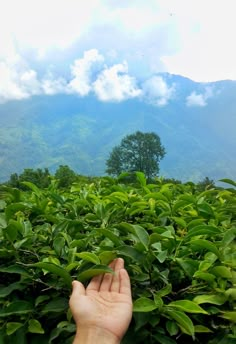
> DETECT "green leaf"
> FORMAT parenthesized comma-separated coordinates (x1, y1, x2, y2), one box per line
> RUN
(194, 325, 213, 333)
(99, 228, 123, 246)
(190, 239, 220, 257)
(21, 181, 42, 196)
(0, 281, 26, 298)
(136, 172, 146, 187)
(28, 319, 45, 334)
(210, 266, 232, 278)
(0, 264, 30, 275)
(168, 300, 208, 314)
(165, 309, 194, 337)
(155, 250, 168, 263)
(220, 311, 236, 322)
(53, 237, 66, 256)
(153, 333, 177, 344)
(0, 301, 33, 317)
(6, 322, 24, 335)
(99, 251, 117, 265)
(219, 179, 236, 188)
(41, 298, 68, 314)
(30, 262, 72, 288)
(176, 258, 198, 278)
(133, 225, 149, 249)
(76, 252, 100, 265)
(193, 294, 227, 305)
(109, 191, 129, 203)
(155, 284, 172, 298)
(117, 245, 144, 262)
(133, 297, 158, 312)
(185, 225, 221, 239)
(5, 220, 21, 241)
(35, 295, 50, 307)
(77, 265, 114, 283)
(193, 271, 216, 283)
(166, 320, 179, 336)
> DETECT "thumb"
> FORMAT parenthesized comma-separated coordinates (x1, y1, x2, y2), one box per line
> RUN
(71, 280, 86, 296)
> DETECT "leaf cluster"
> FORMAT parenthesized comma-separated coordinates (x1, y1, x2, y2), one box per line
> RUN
(0, 175, 235, 343)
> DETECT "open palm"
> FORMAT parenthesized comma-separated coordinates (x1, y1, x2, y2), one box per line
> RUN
(69, 258, 133, 342)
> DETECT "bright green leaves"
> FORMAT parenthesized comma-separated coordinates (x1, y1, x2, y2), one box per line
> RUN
(76, 252, 100, 265)
(6, 322, 24, 335)
(132, 225, 149, 250)
(133, 297, 158, 312)
(77, 265, 114, 283)
(1, 177, 236, 342)
(28, 319, 44, 334)
(167, 300, 208, 314)
(193, 294, 227, 305)
(165, 310, 194, 337)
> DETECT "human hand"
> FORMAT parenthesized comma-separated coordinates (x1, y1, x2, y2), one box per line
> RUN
(69, 258, 133, 344)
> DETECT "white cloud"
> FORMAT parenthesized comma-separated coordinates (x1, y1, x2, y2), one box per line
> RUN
(186, 92, 206, 107)
(0, 55, 42, 103)
(68, 49, 104, 96)
(42, 74, 67, 95)
(1, 0, 236, 83)
(186, 87, 214, 107)
(142, 76, 175, 106)
(0, 52, 67, 102)
(93, 61, 141, 101)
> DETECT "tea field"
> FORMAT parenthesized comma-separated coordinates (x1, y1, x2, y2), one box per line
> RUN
(0, 173, 235, 343)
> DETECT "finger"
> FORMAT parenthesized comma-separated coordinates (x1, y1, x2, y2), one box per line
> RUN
(86, 273, 103, 292)
(119, 268, 132, 298)
(110, 258, 124, 292)
(97, 259, 118, 292)
(71, 280, 86, 296)
(69, 281, 85, 309)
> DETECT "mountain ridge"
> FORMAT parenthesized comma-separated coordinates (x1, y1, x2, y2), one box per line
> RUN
(0, 74, 235, 182)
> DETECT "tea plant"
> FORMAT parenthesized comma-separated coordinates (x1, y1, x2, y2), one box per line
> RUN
(0, 174, 235, 343)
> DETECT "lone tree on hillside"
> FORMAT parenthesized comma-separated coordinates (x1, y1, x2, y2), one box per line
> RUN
(106, 131, 166, 180)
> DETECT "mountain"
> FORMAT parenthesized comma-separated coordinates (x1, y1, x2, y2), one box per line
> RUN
(0, 74, 236, 183)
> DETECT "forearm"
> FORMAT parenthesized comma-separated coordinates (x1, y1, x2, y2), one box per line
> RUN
(73, 327, 120, 344)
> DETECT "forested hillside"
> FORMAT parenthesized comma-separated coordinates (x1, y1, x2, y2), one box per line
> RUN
(0, 74, 236, 182)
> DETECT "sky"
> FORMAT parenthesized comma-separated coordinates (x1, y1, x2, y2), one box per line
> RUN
(0, 0, 236, 105)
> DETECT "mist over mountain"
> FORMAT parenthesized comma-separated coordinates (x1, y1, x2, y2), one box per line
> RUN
(0, 74, 235, 183)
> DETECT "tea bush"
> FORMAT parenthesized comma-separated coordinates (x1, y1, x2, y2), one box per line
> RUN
(0, 173, 235, 343)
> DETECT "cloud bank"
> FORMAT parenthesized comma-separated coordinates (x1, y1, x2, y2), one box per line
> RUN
(0, 49, 177, 105)
(142, 76, 175, 106)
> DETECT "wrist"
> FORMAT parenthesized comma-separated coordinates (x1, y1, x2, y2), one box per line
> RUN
(73, 326, 120, 344)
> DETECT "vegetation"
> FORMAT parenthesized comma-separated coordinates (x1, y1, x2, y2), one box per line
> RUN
(7, 168, 51, 190)
(106, 131, 166, 181)
(6, 166, 81, 190)
(0, 173, 235, 343)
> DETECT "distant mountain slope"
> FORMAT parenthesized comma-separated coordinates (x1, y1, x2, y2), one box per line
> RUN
(0, 74, 235, 182)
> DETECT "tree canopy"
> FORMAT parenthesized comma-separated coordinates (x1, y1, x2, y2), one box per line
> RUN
(106, 131, 166, 180)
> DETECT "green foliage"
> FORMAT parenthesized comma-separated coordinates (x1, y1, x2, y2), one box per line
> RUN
(0, 173, 235, 343)
(54, 165, 77, 188)
(106, 131, 166, 181)
(7, 168, 51, 189)
(197, 177, 215, 192)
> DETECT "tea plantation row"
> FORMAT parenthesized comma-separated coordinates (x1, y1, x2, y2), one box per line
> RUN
(0, 173, 235, 343)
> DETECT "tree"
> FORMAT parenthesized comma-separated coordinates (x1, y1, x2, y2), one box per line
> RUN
(197, 176, 215, 191)
(106, 131, 166, 180)
(8, 168, 50, 189)
(55, 165, 77, 188)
